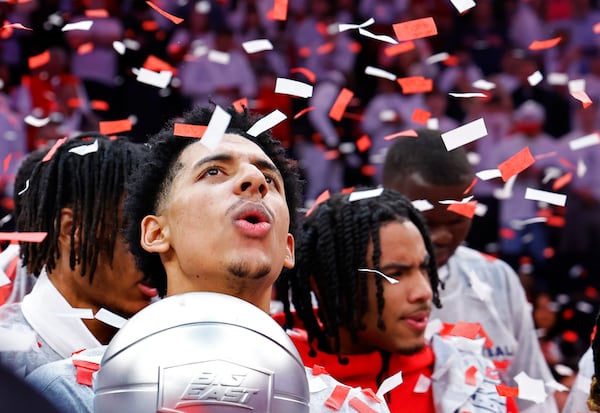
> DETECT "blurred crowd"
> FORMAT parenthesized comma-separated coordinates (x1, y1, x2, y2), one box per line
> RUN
(1, 0, 600, 397)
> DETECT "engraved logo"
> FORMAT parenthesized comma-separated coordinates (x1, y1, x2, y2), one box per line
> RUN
(158, 359, 272, 412)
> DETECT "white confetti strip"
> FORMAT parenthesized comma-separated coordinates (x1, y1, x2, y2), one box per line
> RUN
(61, 20, 93, 31)
(24, 115, 50, 128)
(208, 50, 230, 65)
(135, 68, 172, 89)
(274, 78, 313, 98)
(95, 308, 127, 328)
(514, 372, 548, 404)
(69, 139, 98, 156)
(472, 79, 496, 90)
(569, 133, 600, 151)
(449, 92, 488, 98)
(528, 70, 543, 86)
(348, 187, 383, 202)
(365, 66, 397, 81)
(246, 110, 286, 137)
(425, 52, 450, 65)
(201, 105, 231, 150)
(524, 188, 567, 207)
(476, 168, 502, 180)
(377, 370, 403, 399)
(413, 374, 431, 393)
(441, 118, 487, 151)
(449, 0, 476, 13)
(242, 39, 273, 54)
(412, 199, 434, 212)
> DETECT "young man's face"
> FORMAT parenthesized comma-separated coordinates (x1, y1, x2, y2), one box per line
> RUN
(390, 173, 472, 268)
(141, 134, 294, 310)
(352, 220, 432, 355)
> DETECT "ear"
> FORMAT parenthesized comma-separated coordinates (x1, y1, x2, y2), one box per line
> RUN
(58, 208, 77, 248)
(283, 233, 295, 269)
(140, 215, 170, 253)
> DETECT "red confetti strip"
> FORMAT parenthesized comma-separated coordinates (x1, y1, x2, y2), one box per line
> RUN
(77, 42, 94, 55)
(384, 41, 415, 57)
(325, 385, 351, 411)
(42, 137, 68, 162)
(383, 129, 418, 140)
(463, 177, 478, 195)
(0, 232, 48, 243)
(392, 17, 438, 41)
(3, 153, 12, 173)
(312, 364, 329, 376)
(267, 0, 288, 21)
(397, 76, 433, 94)
(290, 67, 316, 83)
(28, 50, 50, 69)
(306, 190, 330, 217)
(293, 106, 315, 119)
(529, 37, 562, 51)
(496, 384, 519, 397)
(552, 172, 572, 191)
(329, 88, 354, 121)
(411, 108, 431, 125)
(497, 146, 535, 182)
(91, 100, 109, 111)
(73, 359, 99, 387)
(348, 397, 378, 413)
(447, 201, 477, 219)
(232, 97, 248, 112)
(85, 9, 109, 18)
(146, 1, 183, 24)
(1, 22, 32, 31)
(355, 134, 371, 152)
(143, 55, 177, 74)
(465, 365, 478, 386)
(173, 123, 207, 138)
(360, 388, 382, 404)
(99, 119, 132, 135)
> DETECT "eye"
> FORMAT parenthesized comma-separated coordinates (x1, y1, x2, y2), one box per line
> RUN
(206, 167, 219, 176)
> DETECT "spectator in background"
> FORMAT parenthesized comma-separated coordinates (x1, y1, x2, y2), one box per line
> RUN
(63, 0, 124, 121)
(493, 100, 559, 288)
(178, 26, 257, 108)
(511, 54, 571, 138)
(362, 77, 423, 184)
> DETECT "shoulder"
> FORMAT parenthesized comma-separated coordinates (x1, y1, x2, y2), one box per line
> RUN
(453, 247, 520, 283)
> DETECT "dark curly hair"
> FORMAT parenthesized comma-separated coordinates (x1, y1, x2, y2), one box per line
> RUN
(382, 128, 473, 188)
(281, 188, 441, 362)
(18, 134, 146, 282)
(124, 105, 302, 297)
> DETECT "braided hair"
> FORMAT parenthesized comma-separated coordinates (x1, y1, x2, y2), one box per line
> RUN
(124, 105, 302, 297)
(18, 134, 146, 282)
(282, 188, 441, 360)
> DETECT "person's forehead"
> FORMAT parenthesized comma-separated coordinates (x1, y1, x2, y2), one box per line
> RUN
(178, 133, 272, 166)
(396, 173, 466, 202)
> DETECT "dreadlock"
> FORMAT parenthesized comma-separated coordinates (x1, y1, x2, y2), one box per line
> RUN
(282, 188, 441, 363)
(382, 128, 473, 188)
(124, 105, 302, 297)
(18, 134, 146, 283)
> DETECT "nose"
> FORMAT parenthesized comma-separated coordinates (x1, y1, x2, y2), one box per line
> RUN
(429, 224, 452, 247)
(407, 271, 433, 304)
(235, 164, 268, 198)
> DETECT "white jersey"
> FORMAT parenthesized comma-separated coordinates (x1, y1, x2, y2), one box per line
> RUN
(431, 246, 559, 413)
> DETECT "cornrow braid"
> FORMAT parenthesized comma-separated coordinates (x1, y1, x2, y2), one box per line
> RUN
(284, 188, 441, 360)
(18, 134, 146, 283)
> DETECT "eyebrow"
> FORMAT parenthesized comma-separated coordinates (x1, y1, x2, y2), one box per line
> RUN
(379, 255, 430, 272)
(191, 152, 283, 179)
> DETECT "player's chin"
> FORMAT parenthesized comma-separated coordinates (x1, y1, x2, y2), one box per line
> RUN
(396, 339, 427, 355)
